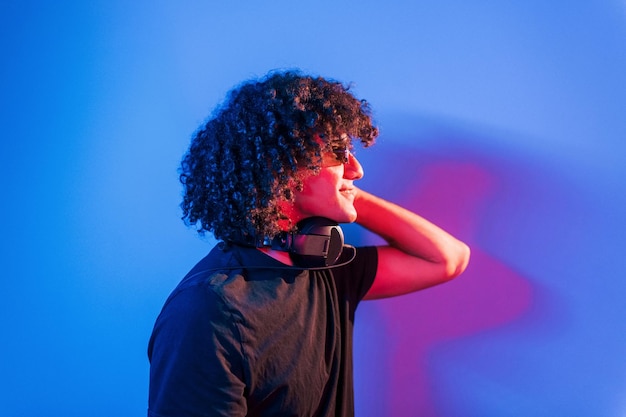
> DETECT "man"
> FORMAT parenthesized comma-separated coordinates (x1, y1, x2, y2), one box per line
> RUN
(148, 70, 470, 416)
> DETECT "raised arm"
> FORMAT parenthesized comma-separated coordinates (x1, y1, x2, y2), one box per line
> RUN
(354, 188, 470, 300)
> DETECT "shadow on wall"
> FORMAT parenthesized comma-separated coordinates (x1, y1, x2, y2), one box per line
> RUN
(351, 128, 571, 417)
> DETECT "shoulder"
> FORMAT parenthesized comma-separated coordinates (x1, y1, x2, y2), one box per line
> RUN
(324, 245, 378, 302)
(333, 245, 378, 277)
(154, 244, 245, 328)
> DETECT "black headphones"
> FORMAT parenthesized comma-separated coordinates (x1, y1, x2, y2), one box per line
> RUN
(231, 217, 346, 268)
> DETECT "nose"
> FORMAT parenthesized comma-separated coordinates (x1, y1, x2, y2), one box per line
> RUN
(344, 152, 364, 180)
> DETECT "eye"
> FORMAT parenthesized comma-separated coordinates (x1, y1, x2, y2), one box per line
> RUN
(331, 146, 350, 164)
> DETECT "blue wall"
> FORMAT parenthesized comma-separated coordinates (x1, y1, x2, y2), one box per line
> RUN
(2, 1, 625, 415)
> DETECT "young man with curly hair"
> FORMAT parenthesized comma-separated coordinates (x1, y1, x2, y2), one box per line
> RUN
(147, 70, 470, 417)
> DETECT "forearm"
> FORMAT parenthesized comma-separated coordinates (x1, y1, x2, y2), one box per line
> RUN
(354, 188, 470, 277)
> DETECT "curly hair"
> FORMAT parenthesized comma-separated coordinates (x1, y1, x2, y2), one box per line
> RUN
(179, 70, 379, 241)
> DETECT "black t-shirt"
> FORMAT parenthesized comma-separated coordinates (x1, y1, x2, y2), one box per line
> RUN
(148, 243, 378, 417)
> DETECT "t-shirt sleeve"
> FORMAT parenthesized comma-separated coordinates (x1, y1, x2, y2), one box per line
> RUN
(147, 283, 247, 417)
(333, 245, 378, 306)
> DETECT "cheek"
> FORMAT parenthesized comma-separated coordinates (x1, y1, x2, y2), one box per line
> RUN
(302, 168, 342, 190)
(301, 178, 336, 202)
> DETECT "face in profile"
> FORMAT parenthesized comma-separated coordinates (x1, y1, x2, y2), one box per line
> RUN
(289, 146, 364, 224)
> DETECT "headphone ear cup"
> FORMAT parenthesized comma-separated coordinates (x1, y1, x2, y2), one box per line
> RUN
(290, 217, 344, 267)
(325, 226, 344, 265)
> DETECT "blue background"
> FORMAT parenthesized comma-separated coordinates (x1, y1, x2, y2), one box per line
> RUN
(2, 1, 625, 416)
